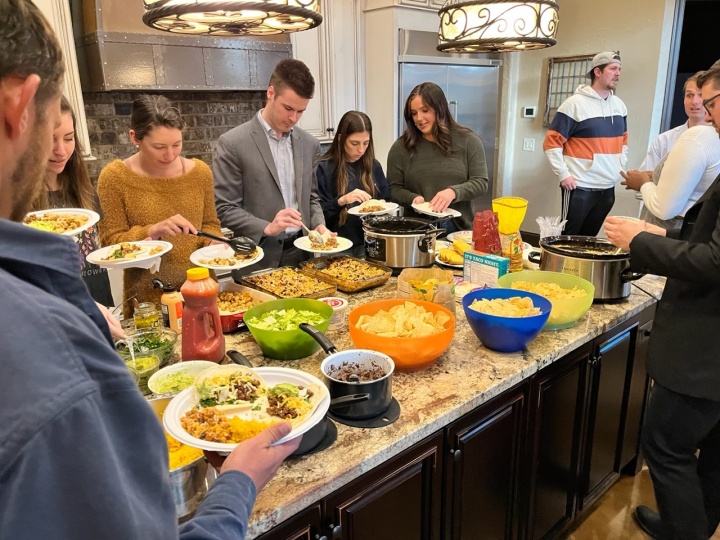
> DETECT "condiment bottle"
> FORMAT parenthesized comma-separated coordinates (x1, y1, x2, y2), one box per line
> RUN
(180, 268, 225, 363)
(133, 302, 160, 329)
(153, 279, 184, 333)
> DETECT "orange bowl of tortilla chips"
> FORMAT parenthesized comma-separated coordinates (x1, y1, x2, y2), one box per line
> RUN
(348, 299, 455, 372)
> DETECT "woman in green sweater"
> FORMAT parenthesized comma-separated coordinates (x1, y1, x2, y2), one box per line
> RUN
(98, 95, 223, 317)
(387, 82, 488, 232)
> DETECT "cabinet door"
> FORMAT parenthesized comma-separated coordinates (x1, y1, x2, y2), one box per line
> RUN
(255, 504, 323, 540)
(322, 433, 442, 540)
(579, 326, 635, 509)
(527, 347, 589, 540)
(444, 383, 528, 540)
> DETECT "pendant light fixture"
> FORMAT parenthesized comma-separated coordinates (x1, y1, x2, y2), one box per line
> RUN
(437, 0, 559, 53)
(142, 1, 322, 36)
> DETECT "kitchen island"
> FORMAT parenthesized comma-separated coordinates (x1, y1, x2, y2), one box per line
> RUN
(222, 274, 665, 539)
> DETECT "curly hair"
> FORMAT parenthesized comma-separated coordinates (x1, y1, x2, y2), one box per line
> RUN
(130, 94, 185, 140)
(0, 0, 64, 107)
(401, 82, 472, 157)
(269, 59, 315, 99)
(320, 111, 377, 226)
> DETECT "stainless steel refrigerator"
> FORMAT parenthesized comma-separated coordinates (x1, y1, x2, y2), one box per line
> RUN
(398, 29, 501, 212)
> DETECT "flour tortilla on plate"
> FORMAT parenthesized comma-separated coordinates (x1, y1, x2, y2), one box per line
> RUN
(194, 365, 269, 413)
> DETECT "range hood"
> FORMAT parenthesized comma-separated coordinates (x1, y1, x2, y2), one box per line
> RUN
(71, 0, 292, 92)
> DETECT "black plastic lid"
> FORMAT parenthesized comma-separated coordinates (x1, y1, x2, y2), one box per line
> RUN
(152, 278, 176, 292)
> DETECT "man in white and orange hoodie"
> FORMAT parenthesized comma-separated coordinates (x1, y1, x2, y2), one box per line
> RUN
(543, 52, 628, 236)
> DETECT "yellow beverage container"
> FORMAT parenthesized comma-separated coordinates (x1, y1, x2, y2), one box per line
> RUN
(492, 197, 528, 234)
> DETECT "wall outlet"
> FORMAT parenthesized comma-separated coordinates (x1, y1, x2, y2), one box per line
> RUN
(522, 138, 535, 152)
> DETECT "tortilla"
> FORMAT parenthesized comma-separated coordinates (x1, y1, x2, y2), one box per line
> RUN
(259, 382, 322, 427)
(101, 242, 149, 261)
(194, 365, 269, 410)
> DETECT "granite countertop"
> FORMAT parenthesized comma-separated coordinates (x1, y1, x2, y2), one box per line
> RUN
(223, 274, 666, 539)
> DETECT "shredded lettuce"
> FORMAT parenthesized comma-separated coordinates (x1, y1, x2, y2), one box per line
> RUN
(247, 308, 326, 331)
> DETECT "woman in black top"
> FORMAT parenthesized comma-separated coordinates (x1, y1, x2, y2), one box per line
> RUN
(317, 111, 390, 257)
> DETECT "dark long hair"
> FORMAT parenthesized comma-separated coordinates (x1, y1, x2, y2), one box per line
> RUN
(31, 96, 95, 211)
(401, 82, 472, 156)
(320, 111, 377, 226)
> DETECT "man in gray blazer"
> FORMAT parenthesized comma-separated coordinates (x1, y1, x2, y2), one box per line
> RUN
(605, 67, 720, 540)
(214, 59, 330, 271)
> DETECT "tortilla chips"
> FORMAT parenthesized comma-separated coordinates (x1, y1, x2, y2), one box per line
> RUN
(469, 296, 541, 317)
(356, 301, 450, 338)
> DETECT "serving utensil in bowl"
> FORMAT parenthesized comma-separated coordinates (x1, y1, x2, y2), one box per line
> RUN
(195, 230, 256, 254)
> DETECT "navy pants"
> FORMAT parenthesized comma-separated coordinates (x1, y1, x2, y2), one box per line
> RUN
(642, 384, 720, 539)
(561, 186, 615, 236)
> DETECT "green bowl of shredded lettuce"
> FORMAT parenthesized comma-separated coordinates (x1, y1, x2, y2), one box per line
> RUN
(147, 360, 218, 395)
(244, 299, 333, 360)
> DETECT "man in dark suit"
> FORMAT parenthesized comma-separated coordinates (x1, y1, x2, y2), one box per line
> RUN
(605, 67, 720, 540)
(214, 59, 330, 271)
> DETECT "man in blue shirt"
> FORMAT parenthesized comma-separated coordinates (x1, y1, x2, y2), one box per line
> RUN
(0, 2, 300, 538)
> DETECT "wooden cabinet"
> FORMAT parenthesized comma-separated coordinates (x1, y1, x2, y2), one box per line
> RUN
(443, 383, 528, 540)
(527, 307, 653, 539)
(257, 433, 443, 540)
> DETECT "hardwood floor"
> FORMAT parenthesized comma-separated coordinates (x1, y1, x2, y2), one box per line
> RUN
(566, 466, 720, 539)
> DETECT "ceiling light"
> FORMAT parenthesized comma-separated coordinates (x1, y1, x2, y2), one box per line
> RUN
(437, 0, 559, 53)
(142, 1, 322, 36)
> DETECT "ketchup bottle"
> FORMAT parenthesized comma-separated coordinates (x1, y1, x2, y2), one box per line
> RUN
(180, 268, 225, 363)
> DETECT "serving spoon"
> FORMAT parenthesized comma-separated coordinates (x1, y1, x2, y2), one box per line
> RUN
(195, 230, 257, 254)
(300, 223, 324, 246)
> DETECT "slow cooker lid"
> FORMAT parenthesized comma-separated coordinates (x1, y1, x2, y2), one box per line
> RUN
(540, 235, 629, 260)
(363, 216, 435, 234)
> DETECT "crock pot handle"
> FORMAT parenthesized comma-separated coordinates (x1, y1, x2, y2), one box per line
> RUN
(227, 350, 253, 367)
(620, 267, 645, 282)
(299, 323, 338, 355)
(528, 251, 542, 264)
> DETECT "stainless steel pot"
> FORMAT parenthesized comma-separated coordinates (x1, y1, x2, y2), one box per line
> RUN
(147, 397, 216, 520)
(527, 235, 644, 301)
(363, 216, 445, 268)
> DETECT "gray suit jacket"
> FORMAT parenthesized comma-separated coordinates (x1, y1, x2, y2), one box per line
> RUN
(214, 115, 323, 268)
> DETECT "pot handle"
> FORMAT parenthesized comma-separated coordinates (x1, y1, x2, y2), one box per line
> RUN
(620, 267, 645, 282)
(528, 251, 542, 264)
(328, 393, 370, 410)
(299, 323, 338, 355)
(418, 228, 447, 254)
(227, 349, 253, 367)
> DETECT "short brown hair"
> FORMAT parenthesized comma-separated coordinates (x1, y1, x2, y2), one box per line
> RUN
(0, 0, 64, 107)
(269, 59, 315, 99)
(130, 95, 185, 140)
(683, 71, 705, 93)
(697, 68, 720, 91)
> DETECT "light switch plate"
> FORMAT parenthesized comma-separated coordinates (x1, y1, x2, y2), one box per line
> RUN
(523, 138, 535, 152)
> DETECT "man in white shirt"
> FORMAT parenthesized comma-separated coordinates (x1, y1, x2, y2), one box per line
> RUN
(639, 71, 709, 171)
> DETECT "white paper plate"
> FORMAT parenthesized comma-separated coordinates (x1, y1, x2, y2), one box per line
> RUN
(163, 367, 330, 452)
(23, 208, 100, 237)
(293, 235, 353, 254)
(190, 244, 264, 271)
(411, 202, 462, 219)
(435, 254, 463, 269)
(446, 230, 473, 244)
(347, 202, 399, 217)
(86, 240, 173, 269)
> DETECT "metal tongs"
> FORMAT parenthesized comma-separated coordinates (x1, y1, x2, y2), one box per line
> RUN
(195, 230, 256, 254)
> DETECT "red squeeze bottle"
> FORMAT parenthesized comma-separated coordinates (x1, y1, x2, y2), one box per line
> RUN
(180, 268, 225, 363)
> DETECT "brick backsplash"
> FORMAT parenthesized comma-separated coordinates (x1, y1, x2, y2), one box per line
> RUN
(83, 91, 265, 181)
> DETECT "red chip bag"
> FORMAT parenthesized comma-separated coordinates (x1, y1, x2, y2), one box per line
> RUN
(472, 210, 503, 255)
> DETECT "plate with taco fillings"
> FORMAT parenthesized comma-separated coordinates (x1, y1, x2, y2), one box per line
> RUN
(347, 199, 399, 216)
(163, 364, 330, 452)
(293, 234, 353, 254)
(86, 240, 173, 269)
(23, 208, 100, 237)
(190, 244, 264, 271)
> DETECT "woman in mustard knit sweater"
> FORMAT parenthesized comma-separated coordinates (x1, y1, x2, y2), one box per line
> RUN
(98, 95, 223, 317)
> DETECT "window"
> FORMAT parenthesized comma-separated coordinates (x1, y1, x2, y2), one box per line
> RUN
(543, 54, 595, 127)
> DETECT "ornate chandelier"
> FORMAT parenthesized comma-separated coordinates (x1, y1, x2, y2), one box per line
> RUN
(142, 1, 322, 36)
(437, 0, 559, 53)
